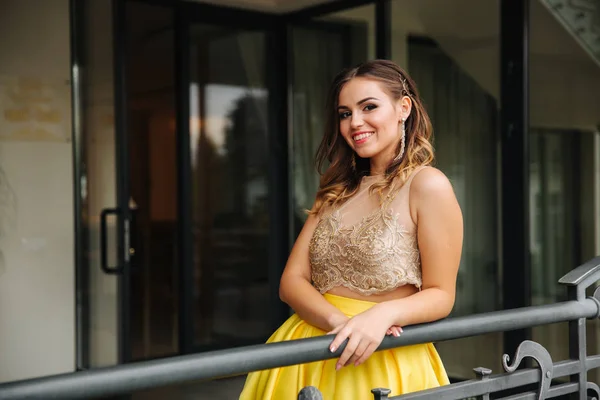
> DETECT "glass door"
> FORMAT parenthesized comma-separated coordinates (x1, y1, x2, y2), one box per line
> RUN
(79, 0, 180, 369)
(78, 1, 291, 371)
(79, 0, 131, 368)
(124, 0, 179, 362)
(187, 23, 274, 349)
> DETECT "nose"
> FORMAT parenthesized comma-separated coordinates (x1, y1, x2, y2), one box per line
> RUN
(350, 113, 363, 129)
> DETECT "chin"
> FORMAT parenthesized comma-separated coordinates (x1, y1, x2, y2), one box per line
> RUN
(355, 149, 377, 159)
(352, 141, 383, 159)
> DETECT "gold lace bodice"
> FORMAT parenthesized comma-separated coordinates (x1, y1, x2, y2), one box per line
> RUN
(309, 169, 424, 296)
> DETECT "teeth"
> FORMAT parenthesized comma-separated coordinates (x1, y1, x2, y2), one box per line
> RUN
(353, 132, 373, 141)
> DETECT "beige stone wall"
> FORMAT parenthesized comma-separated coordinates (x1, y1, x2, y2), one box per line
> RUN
(0, 0, 75, 383)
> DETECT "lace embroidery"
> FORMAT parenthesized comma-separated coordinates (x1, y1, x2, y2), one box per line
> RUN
(309, 204, 422, 296)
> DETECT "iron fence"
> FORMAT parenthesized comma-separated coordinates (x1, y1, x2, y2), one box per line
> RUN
(0, 257, 599, 399)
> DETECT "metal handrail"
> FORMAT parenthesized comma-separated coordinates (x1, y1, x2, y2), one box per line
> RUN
(1, 256, 599, 400)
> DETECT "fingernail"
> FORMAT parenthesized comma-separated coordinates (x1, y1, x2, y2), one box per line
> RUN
(336, 363, 341, 371)
(354, 361, 359, 367)
(394, 331, 400, 337)
(399, 327, 404, 333)
(330, 345, 336, 353)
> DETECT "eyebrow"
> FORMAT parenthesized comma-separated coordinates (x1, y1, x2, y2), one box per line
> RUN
(337, 97, 379, 110)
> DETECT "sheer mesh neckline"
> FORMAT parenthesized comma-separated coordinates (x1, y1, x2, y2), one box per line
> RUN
(361, 174, 384, 183)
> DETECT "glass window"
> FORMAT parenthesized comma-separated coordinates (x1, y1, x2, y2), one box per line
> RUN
(125, 1, 178, 361)
(188, 24, 272, 348)
(291, 4, 375, 236)
(391, 0, 501, 379)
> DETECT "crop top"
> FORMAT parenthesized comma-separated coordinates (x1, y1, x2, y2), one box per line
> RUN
(308, 167, 426, 296)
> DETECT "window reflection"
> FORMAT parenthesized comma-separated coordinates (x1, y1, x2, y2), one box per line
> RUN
(125, 1, 179, 361)
(189, 26, 271, 347)
(291, 5, 375, 236)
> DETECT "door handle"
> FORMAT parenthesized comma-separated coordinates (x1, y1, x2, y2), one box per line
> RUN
(100, 207, 125, 274)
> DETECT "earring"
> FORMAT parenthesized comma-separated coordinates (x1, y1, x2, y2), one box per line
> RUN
(351, 153, 357, 171)
(394, 119, 406, 162)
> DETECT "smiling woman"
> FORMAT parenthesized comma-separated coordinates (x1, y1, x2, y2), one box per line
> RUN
(239, 59, 463, 399)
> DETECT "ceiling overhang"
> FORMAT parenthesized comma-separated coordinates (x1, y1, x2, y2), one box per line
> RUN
(187, 0, 337, 14)
(540, 0, 600, 66)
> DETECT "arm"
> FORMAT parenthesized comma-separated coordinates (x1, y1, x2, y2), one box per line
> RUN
(279, 212, 349, 332)
(379, 167, 463, 326)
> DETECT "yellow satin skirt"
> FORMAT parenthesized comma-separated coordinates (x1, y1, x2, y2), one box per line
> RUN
(239, 293, 449, 399)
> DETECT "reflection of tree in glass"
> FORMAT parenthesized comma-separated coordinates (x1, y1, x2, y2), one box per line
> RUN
(220, 93, 270, 286)
(0, 163, 17, 277)
(223, 93, 268, 222)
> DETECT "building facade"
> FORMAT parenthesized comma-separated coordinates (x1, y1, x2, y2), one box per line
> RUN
(0, 0, 599, 395)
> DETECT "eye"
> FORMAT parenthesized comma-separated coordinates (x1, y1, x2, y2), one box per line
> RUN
(364, 104, 377, 111)
(339, 111, 351, 119)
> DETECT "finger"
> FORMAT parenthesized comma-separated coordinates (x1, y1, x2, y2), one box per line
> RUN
(346, 339, 370, 367)
(337, 336, 360, 370)
(355, 342, 379, 366)
(329, 328, 349, 353)
(388, 326, 403, 337)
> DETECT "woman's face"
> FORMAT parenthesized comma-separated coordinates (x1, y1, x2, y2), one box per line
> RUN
(338, 77, 410, 171)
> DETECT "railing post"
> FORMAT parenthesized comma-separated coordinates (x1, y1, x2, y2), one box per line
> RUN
(371, 388, 391, 400)
(473, 367, 492, 400)
(558, 256, 600, 400)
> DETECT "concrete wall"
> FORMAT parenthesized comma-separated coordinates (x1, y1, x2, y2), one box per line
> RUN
(0, 0, 75, 382)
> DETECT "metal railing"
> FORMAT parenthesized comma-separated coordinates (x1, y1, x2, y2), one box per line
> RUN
(1, 257, 600, 400)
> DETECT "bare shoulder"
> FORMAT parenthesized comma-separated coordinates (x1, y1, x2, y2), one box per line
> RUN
(409, 166, 461, 221)
(411, 166, 455, 198)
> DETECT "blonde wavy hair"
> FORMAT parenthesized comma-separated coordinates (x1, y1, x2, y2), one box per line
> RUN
(310, 59, 435, 216)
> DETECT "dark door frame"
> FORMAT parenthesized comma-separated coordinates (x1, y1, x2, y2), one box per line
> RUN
(113, 0, 133, 366)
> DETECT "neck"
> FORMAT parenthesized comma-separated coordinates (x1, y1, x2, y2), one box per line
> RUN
(369, 150, 395, 176)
